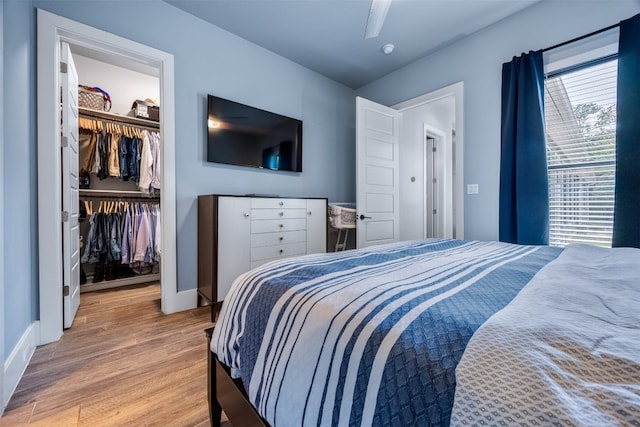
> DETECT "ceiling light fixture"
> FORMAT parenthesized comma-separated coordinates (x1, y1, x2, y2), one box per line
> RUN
(382, 44, 394, 55)
(365, 0, 392, 39)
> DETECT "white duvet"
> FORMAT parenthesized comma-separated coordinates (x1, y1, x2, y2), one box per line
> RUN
(451, 244, 640, 426)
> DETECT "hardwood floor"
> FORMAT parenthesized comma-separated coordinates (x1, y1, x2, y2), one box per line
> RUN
(0, 283, 227, 426)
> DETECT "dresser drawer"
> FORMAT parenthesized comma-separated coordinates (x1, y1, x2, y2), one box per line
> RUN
(250, 208, 307, 220)
(251, 198, 307, 209)
(251, 230, 306, 248)
(251, 242, 307, 262)
(251, 218, 307, 234)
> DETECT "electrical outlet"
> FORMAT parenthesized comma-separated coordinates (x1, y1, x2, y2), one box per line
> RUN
(467, 184, 479, 194)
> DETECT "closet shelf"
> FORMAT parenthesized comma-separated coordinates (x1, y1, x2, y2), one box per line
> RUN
(79, 107, 160, 129)
(80, 189, 159, 199)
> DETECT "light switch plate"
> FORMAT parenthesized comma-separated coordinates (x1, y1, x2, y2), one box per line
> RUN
(467, 184, 479, 194)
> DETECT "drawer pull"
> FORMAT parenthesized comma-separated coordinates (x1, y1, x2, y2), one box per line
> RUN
(279, 249, 284, 254)
(279, 237, 284, 241)
(244, 212, 250, 218)
(279, 201, 284, 206)
(279, 212, 284, 217)
(279, 224, 284, 228)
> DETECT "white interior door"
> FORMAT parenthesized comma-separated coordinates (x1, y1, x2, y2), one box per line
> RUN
(61, 42, 80, 329)
(356, 97, 400, 248)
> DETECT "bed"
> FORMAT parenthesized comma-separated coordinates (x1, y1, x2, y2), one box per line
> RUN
(207, 239, 640, 426)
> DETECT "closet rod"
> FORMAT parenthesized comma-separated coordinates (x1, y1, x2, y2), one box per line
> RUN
(80, 195, 160, 202)
(79, 107, 160, 129)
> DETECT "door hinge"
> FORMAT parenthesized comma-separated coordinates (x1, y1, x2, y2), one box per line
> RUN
(61, 136, 68, 148)
(63, 285, 70, 296)
(432, 147, 437, 152)
(61, 211, 69, 222)
(60, 62, 68, 74)
(433, 209, 437, 215)
(433, 178, 437, 183)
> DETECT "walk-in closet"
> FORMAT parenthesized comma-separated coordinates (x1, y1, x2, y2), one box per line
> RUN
(71, 49, 163, 296)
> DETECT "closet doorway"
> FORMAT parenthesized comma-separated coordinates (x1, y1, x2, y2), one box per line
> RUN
(37, 10, 182, 345)
(72, 47, 162, 297)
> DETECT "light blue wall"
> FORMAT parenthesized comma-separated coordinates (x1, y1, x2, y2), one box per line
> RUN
(358, 0, 640, 242)
(2, 0, 356, 354)
(3, 0, 38, 360)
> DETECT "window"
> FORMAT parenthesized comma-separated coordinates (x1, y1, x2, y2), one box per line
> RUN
(544, 32, 618, 248)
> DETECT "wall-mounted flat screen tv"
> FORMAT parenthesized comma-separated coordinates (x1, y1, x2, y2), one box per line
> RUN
(207, 95, 303, 172)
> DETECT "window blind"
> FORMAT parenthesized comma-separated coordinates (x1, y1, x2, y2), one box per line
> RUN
(544, 59, 617, 247)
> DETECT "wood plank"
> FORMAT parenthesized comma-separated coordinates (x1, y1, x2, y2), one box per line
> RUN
(0, 283, 228, 426)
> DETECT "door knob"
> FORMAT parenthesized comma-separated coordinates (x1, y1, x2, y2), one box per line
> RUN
(359, 214, 372, 220)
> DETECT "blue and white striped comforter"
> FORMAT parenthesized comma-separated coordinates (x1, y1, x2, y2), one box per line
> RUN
(210, 239, 562, 426)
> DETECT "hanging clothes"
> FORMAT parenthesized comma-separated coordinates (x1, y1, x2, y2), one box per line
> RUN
(129, 137, 140, 183)
(80, 200, 160, 282)
(138, 130, 153, 193)
(150, 131, 161, 192)
(78, 117, 161, 188)
(119, 135, 130, 181)
(81, 131, 98, 173)
(108, 132, 121, 177)
(97, 131, 110, 180)
(78, 116, 162, 285)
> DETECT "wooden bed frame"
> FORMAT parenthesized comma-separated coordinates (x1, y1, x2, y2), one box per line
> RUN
(205, 327, 268, 427)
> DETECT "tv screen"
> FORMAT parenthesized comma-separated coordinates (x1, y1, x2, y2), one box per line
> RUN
(207, 95, 303, 172)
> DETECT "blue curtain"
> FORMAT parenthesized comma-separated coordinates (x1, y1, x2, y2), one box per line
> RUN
(612, 14, 640, 248)
(499, 50, 549, 245)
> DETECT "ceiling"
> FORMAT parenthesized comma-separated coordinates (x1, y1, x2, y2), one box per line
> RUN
(165, 0, 542, 89)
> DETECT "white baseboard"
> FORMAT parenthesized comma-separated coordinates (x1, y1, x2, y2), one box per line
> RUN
(162, 288, 197, 314)
(174, 288, 198, 312)
(3, 321, 39, 411)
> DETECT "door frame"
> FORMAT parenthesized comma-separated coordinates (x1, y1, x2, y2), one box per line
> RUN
(36, 9, 182, 345)
(394, 81, 464, 239)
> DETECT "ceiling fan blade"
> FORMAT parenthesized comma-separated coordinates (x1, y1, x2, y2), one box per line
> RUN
(365, 0, 392, 39)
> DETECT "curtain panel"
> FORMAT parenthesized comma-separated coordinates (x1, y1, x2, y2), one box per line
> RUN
(499, 50, 549, 245)
(613, 13, 640, 248)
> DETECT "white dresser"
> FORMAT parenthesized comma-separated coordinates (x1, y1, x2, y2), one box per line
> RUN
(198, 195, 327, 318)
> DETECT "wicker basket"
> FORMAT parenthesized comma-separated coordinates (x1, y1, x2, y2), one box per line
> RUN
(78, 88, 105, 110)
(78, 86, 112, 111)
